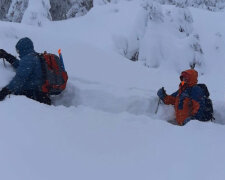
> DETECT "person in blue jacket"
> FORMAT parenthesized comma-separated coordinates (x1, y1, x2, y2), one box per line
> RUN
(0, 37, 51, 105)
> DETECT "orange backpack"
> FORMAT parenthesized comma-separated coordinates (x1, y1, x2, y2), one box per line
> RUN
(37, 50, 68, 95)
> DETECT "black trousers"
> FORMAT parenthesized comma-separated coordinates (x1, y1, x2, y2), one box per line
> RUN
(15, 90, 51, 105)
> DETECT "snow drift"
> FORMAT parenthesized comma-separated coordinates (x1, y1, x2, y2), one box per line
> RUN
(0, 0, 225, 180)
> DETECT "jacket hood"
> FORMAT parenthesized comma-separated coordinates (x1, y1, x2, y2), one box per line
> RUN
(180, 69, 198, 87)
(16, 37, 34, 57)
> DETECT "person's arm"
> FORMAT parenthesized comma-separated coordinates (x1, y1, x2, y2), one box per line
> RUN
(158, 88, 178, 105)
(163, 91, 178, 105)
(7, 57, 33, 93)
(11, 59, 20, 69)
(0, 49, 19, 69)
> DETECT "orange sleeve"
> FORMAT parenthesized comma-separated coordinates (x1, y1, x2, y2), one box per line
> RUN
(191, 99, 200, 116)
(164, 95, 176, 105)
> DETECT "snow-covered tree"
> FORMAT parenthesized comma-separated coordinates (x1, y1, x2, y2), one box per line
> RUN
(5, 0, 29, 22)
(189, 34, 204, 71)
(22, 0, 51, 26)
(0, 0, 93, 22)
(138, 1, 165, 68)
(0, 0, 11, 20)
(142, 0, 164, 23)
(49, 0, 93, 20)
(66, 0, 93, 18)
(176, 8, 193, 36)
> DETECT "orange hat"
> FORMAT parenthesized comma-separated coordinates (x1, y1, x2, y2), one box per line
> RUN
(180, 69, 198, 86)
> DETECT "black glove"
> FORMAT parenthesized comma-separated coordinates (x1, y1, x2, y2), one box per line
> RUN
(0, 87, 11, 101)
(0, 49, 8, 58)
(0, 49, 16, 64)
(157, 87, 167, 101)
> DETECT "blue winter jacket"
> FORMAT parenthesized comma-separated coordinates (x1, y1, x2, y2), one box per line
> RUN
(7, 38, 43, 94)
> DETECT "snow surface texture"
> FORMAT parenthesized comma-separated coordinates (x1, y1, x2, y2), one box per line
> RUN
(0, 0, 225, 179)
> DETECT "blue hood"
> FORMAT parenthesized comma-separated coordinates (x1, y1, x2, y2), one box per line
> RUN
(16, 37, 35, 57)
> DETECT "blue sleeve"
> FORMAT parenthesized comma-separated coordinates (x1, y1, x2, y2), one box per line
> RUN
(171, 90, 178, 97)
(11, 59, 20, 69)
(7, 57, 33, 93)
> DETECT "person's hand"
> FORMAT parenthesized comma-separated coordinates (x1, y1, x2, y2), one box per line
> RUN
(0, 87, 11, 101)
(0, 49, 16, 64)
(0, 49, 8, 58)
(157, 87, 167, 101)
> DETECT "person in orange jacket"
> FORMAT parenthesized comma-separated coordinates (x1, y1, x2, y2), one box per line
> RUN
(157, 69, 205, 126)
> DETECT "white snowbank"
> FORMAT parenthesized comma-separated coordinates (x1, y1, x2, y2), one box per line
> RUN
(0, 1, 225, 179)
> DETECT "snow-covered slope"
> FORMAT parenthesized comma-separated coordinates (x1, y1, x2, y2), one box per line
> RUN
(0, 0, 225, 179)
(1, 99, 225, 180)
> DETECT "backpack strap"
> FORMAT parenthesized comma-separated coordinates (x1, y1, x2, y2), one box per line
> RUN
(186, 86, 194, 118)
(186, 85, 203, 119)
(36, 53, 49, 93)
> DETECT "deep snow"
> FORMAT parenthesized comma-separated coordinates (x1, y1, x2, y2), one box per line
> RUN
(0, 0, 225, 180)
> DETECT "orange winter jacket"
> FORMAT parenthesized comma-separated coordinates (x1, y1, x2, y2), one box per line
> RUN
(163, 69, 204, 125)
